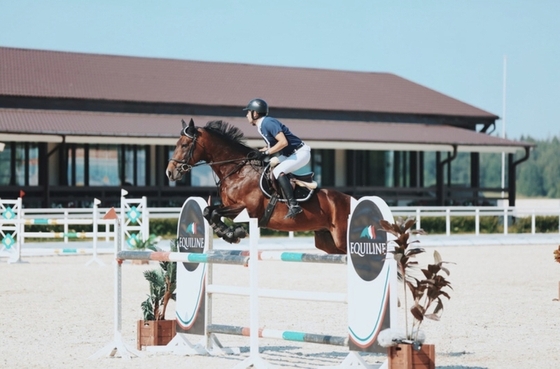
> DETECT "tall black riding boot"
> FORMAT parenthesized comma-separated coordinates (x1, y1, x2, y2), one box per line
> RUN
(277, 174, 302, 219)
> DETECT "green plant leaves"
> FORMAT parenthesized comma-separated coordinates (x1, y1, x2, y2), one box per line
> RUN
(382, 217, 453, 341)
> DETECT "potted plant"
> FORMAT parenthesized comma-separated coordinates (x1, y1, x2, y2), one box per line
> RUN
(129, 234, 160, 265)
(137, 240, 177, 350)
(378, 217, 453, 369)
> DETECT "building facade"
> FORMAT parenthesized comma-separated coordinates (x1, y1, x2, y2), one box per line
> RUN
(0, 47, 531, 208)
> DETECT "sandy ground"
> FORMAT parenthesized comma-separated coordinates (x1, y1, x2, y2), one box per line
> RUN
(1, 242, 560, 369)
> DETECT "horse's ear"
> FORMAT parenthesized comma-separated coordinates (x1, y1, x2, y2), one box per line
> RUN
(181, 118, 197, 138)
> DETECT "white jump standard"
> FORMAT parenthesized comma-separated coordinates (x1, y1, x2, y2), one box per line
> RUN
(107, 196, 398, 368)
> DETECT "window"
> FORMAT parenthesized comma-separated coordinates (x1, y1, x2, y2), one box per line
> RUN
(78, 144, 148, 186)
(124, 145, 147, 186)
(0, 143, 39, 186)
(0, 144, 11, 185)
(67, 145, 85, 186)
(346, 150, 387, 187)
(89, 145, 120, 186)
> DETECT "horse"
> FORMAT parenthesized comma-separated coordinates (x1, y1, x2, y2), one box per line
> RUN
(166, 118, 352, 254)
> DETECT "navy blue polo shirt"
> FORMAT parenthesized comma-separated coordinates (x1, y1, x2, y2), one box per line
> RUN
(258, 116, 303, 156)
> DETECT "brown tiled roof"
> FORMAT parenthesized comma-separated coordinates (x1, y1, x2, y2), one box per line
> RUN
(0, 47, 497, 119)
(0, 108, 528, 152)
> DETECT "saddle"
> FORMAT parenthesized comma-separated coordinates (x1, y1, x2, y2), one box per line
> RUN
(259, 160, 317, 203)
(258, 161, 317, 227)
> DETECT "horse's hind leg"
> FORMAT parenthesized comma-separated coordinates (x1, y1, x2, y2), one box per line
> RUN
(314, 230, 345, 255)
(329, 225, 348, 254)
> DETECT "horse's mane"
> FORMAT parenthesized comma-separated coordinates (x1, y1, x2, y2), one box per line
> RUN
(204, 120, 251, 149)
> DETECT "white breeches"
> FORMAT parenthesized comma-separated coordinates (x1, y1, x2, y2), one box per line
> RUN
(272, 144, 311, 179)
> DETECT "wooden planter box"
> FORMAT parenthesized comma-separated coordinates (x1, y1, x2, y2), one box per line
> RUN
(388, 343, 435, 369)
(137, 320, 176, 350)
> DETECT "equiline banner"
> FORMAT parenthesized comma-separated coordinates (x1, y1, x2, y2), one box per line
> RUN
(175, 197, 208, 335)
(347, 196, 397, 353)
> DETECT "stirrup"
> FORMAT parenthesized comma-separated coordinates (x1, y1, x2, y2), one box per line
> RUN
(285, 204, 302, 219)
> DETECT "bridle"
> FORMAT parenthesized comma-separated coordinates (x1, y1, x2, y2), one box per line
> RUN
(168, 128, 200, 174)
(168, 129, 259, 179)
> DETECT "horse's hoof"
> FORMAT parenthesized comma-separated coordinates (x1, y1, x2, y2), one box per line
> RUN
(222, 235, 238, 244)
(234, 227, 247, 238)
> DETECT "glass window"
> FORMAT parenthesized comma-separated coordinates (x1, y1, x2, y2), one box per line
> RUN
(0, 144, 11, 185)
(13, 143, 38, 186)
(89, 145, 120, 186)
(67, 145, 85, 186)
(346, 150, 387, 186)
(136, 146, 147, 186)
(28, 143, 38, 186)
(124, 146, 135, 186)
(15, 144, 26, 186)
(423, 152, 437, 187)
(0, 143, 39, 186)
(123, 145, 148, 186)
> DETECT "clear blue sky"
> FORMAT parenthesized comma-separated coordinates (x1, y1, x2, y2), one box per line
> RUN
(1, 0, 558, 140)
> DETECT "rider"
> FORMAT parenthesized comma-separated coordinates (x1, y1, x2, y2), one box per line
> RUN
(244, 98, 311, 219)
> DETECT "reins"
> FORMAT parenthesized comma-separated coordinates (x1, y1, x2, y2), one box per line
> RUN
(169, 156, 250, 174)
(168, 133, 261, 179)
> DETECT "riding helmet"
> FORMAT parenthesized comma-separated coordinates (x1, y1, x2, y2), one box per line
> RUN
(243, 98, 269, 115)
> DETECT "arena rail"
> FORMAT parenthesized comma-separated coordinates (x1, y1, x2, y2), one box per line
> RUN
(4, 201, 560, 245)
(0, 193, 150, 264)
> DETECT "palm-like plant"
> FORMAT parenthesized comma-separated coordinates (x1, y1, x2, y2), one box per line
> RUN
(130, 234, 160, 250)
(140, 239, 177, 321)
(380, 217, 453, 342)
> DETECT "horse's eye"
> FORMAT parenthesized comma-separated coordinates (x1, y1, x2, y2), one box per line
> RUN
(181, 144, 188, 149)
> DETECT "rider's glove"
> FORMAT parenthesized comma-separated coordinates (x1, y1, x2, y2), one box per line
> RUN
(253, 150, 270, 161)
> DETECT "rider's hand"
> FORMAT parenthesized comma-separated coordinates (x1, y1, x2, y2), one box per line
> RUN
(250, 150, 269, 162)
(256, 151, 270, 161)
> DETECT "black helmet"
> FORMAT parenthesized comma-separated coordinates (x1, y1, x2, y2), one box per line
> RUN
(243, 98, 268, 115)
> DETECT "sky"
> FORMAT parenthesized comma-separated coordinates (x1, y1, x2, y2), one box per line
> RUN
(1, 0, 559, 140)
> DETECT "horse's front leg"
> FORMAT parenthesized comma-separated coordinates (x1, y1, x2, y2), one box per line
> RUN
(203, 205, 248, 243)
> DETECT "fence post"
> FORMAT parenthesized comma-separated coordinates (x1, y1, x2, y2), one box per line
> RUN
(531, 210, 536, 235)
(86, 198, 105, 267)
(446, 208, 451, 236)
(503, 207, 508, 235)
(64, 210, 69, 243)
(475, 208, 480, 236)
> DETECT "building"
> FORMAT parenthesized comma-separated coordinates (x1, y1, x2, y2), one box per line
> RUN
(0, 47, 531, 208)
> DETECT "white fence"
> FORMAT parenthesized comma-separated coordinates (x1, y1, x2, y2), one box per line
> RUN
(19, 205, 560, 237)
(391, 206, 560, 236)
(4, 203, 560, 244)
(0, 195, 150, 263)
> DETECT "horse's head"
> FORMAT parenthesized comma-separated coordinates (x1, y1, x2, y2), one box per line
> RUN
(166, 118, 205, 181)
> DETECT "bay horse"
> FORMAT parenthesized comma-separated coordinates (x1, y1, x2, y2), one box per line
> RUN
(166, 119, 352, 254)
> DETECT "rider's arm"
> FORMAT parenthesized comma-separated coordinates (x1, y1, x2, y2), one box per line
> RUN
(266, 132, 288, 155)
